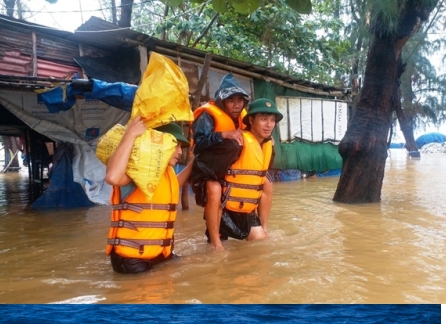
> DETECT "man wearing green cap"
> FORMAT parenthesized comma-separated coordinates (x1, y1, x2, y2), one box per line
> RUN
(104, 115, 193, 273)
(199, 98, 283, 250)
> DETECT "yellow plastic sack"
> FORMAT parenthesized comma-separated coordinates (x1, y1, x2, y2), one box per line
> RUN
(131, 52, 194, 128)
(96, 123, 177, 202)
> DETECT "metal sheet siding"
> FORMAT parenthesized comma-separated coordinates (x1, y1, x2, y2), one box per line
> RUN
(0, 46, 82, 78)
(36, 59, 82, 78)
(0, 50, 31, 75)
(0, 22, 83, 77)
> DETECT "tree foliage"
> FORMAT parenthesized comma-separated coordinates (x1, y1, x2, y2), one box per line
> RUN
(398, 2, 446, 133)
(129, 0, 351, 85)
(182, 0, 312, 14)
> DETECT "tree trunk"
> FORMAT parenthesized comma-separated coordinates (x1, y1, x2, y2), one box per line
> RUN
(333, 36, 395, 203)
(389, 54, 417, 151)
(4, 0, 15, 17)
(333, 1, 435, 204)
(118, 0, 134, 28)
(16, 0, 22, 19)
(396, 106, 418, 151)
(394, 84, 418, 152)
(111, 0, 117, 25)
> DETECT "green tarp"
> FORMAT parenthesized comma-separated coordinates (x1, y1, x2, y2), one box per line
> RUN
(253, 79, 343, 173)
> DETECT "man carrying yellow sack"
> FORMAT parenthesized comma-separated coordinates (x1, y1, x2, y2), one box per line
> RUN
(105, 115, 193, 274)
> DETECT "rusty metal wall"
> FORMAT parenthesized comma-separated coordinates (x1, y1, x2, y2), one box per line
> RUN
(0, 23, 83, 78)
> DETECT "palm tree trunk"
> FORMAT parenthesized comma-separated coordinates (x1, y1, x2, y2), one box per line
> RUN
(333, 1, 436, 203)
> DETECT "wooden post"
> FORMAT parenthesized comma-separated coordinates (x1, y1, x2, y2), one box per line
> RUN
(138, 45, 148, 85)
(32, 32, 37, 76)
(78, 44, 88, 79)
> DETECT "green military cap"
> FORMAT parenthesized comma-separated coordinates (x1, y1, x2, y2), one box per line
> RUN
(155, 123, 190, 147)
(242, 98, 283, 125)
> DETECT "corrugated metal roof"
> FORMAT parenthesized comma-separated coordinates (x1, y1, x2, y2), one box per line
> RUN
(71, 16, 348, 95)
(71, 16, 149, 50)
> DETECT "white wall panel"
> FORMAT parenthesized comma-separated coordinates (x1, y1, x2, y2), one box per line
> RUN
(276, 96, 348, 143)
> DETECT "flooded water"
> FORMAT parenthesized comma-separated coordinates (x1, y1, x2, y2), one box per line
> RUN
(0, 149, 445, 304)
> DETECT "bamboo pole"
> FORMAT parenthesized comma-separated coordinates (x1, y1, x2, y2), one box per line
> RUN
(2, 150, 19, 173)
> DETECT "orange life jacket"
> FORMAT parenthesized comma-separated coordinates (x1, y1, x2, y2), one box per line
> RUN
(106, 166, 179, 260)
(222, 131, 272, 213)
(193, 102, 247, 131)
(190, 102, 247, 148)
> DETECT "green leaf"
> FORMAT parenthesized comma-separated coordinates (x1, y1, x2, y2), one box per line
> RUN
(212, 0, 227, 13)
(228, 0, 259, 14)
(45, 0, 58, 3)
(165, 0, 183, 7)
(191, 0, 207, 3)
(286, 0, 312, 14)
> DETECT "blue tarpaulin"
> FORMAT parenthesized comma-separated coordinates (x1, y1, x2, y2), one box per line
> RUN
(389, 143, 405, 149)
(37, 79, 138, 113)
(415, 132, 446, 149)
(32, 144, 94, 209)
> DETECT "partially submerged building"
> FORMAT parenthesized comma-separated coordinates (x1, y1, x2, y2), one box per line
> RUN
(0, 14, 351, 208)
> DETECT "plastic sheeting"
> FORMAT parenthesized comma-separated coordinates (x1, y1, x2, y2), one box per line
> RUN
(276, 97, 348, 143)
(0, 90, 126, 205)
(38, 79, 138, 113)
(32, 144, 94, 209)
(74, 47, 141, 85)
(389, 143, 405, 149)
(273, 140, 342, 173)
(415, 132, 446, 149)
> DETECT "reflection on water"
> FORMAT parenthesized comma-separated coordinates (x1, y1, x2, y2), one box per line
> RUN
(0, 149, 445, 303)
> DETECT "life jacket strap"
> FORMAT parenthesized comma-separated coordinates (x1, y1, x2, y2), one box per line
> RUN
(227, 196, 261, 205)
(107, 238, 172, 249)
(221, 183, 261, 210)
(112, 203, 177, 213)
(266, 172, 272, 182)
(222, 181, 264, 191)
(110, 220, 174, 230)
(227, 169, 267, 177)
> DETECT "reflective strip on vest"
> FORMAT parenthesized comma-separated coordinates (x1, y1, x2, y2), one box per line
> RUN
(112, 203, 177, 213)
(222, 182, 264, 191)
(110, 220, 174, 231)
(108, 238, 172, 249)
(227, 169, 268, 177)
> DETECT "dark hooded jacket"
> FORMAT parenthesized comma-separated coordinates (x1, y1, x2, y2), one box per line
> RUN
(191, 73, 250, 155)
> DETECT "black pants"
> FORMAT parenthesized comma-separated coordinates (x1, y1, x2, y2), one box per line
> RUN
(205, 209, 261, 241)
(110, 249, 171, 274)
